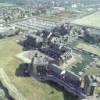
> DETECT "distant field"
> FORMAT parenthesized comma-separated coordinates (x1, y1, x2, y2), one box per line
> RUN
(71, 11, 100, 29)
(76, 43, 100, 57)
(37, 11, 77, 23)
(0, 3, 16, 7)
(0, 37, 75, 100)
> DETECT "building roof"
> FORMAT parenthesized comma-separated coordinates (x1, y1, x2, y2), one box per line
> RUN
(32, 51, 48, 66)
(16, 50, 54, 64)
(27, 33, 43, 43)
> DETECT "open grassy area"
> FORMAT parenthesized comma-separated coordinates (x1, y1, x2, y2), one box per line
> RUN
(76, 42, 100, 56)
(37, 11, 77, 23)
(76, 42, 100, 94)
(83, 66, 100, 76)
(0, 37, 75, 100)
(71, 53, 94, 74)
(71, 11, 100, 29)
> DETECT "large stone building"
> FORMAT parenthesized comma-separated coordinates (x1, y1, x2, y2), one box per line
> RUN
(17, 24, 97, 99)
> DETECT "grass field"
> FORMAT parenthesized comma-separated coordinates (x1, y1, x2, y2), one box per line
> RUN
(0, 37, 75, 100)
(37, 11, 76, 23)
(71, 11, 100, 29)
(76, 42, 100, 94)
(71, 53, 94, 74)
(76, 42, 100, 56)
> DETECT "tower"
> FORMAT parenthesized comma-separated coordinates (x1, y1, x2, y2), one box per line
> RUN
(83, 75, 97, 96)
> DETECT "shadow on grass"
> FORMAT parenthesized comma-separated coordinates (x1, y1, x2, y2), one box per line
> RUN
(42, 81, 78, 100)
(16, 64, 78, 100)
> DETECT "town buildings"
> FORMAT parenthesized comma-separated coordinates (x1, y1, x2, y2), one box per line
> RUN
(17, 24, 98, 100)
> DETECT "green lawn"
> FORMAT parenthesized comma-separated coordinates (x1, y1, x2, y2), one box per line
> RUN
(76, 42, 100, 56)
(0, 38, 76, 100)
(37, 11, 76, 23)
(71, 11, 100, 28)
(77, 42, 100, 94)
(71, 52, 94, 74)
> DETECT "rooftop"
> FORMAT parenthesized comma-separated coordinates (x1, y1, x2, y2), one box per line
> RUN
(16, 50, 54, 64)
